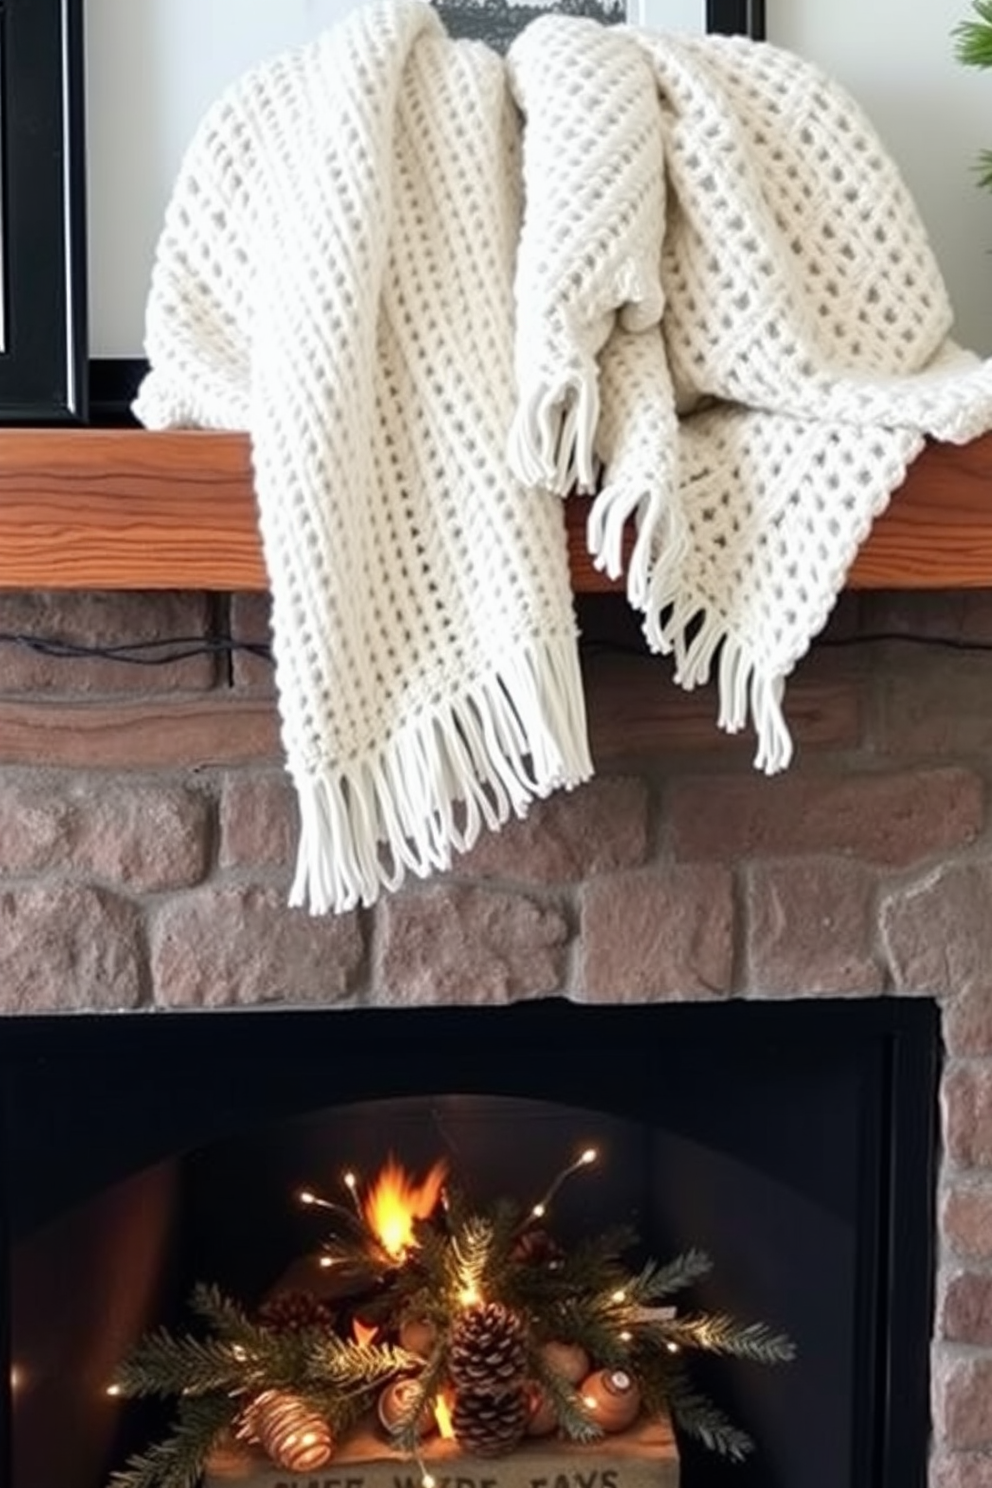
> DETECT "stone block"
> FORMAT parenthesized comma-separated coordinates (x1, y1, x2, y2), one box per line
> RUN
(943, 1064, 992, 1171)
(230, 593, 276, 693)
(880, 865, 992, 1000)
(378, 886, 569, 1003)
(941, 1183, 992, 1261)
(457, 777, 649, 883)
(932, 1352, 992, 1450)
(669, 767, 982, 869)
(220, 771, 297, 869)
(940, 1270, 992, 1346)
(0, 884, 144, 1010)
(151, 886, 364, 1006)
(580, 865, 734, 1001)
(745, 858, 883, 995)
(931, 1449, 992, 1488)
(0, 776, 210, 890)
(0, 591, 218, 694)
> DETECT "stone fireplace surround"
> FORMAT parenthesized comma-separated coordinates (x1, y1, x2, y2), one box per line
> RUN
(3, 585, 992, 1487)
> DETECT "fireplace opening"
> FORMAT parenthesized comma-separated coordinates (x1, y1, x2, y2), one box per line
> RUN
(1, 997, 938, 1488)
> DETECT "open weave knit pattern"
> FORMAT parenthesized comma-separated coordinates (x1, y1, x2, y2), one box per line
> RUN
(135, 0, 992, 913)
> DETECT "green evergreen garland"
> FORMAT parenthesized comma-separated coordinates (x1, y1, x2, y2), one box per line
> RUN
(105, 1169, 794, 1488)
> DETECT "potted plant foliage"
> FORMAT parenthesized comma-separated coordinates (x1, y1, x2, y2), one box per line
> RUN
(955, 0, 992, 189)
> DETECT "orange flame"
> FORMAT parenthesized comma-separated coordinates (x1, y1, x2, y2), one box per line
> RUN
(363, 1157, 447, 1260)
(434, 1393, 455, 1439)
(352, 1318, 379, 1347)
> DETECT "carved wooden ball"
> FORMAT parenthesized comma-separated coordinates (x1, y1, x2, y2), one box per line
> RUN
(579, 1369, 642, 1433)
(377, 1378, 437, 1438)
(539, 1340, 590, 1384)
(399, 1316, 438, 1358)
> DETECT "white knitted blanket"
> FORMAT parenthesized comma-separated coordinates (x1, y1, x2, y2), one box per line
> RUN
(135, 0, 992, 913)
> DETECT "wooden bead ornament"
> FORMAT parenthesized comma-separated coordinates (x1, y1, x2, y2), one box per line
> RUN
(377, 1377, 438, 1438)
(539, 1340, 590, 1384)
(579, 1369, 642, 1433)
(399, 1316, 438, 1358)
(242, 1389, 334, 1471)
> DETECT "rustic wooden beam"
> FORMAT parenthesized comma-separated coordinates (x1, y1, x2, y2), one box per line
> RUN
(0, 427, 989, 592)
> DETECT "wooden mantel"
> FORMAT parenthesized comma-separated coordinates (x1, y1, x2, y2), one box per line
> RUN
(0, 426, 991, 591)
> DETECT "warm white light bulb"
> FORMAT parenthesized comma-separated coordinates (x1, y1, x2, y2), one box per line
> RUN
(580, 1148, 597, 1165)
(422, 1474, 437, 1488)
(299, 1190, 317, 1206)
(106, 1383, 122, 1398)
(531, 1203, 546, 1219)
(611, 1289, 626, 1304)
(666, 1342, 679, 1354)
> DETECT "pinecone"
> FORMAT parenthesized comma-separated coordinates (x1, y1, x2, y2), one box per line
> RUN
(448, 1303, 527, 1393)
(452, 1387, 529, 1457)
(258, 1289, 335, 1334)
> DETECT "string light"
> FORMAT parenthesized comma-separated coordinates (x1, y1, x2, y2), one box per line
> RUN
(298, 1188, 335, 1211)
(531, 1146, 598, 1220)
(342, 1170, 364, 1217)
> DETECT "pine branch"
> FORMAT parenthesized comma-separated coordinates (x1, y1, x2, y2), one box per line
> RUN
(450, 1215, 496, 1297)
(106, 1393, 236, 1488)
(112, 1330, 260, 1399)
(392, 1343, 450, 1457)
(955, 2, 992, 68)
(626, 1251, 713, 1304)
(661, 1313, 795, 1364)
(662, 1367, 755, 1462)
(189, 1283, 266, 1345)
(303, 1334, 417, 1391)
(976, 148, 992, 192)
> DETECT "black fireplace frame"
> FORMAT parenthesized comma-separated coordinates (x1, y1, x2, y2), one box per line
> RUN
(0, 996, 938, 1488)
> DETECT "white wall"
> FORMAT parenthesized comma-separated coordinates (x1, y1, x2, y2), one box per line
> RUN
(766, 0, 992, 354)
(87, 0, 992, 356)
(86, 0, 354, 356)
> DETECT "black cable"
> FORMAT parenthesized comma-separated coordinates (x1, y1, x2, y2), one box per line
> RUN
(0, 627, 986, 672)
(0, 633, 274, 666)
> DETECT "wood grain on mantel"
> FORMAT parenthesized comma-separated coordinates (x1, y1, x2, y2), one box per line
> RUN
(0, 426, 991, 591)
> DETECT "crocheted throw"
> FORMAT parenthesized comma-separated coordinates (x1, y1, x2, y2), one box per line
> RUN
(135, 0, 992, 913)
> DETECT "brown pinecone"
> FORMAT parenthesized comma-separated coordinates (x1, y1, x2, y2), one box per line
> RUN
(258, 1289, 335, 1334)
(448, 1302, 527, 1393)
(451, 1386, 529, 1457)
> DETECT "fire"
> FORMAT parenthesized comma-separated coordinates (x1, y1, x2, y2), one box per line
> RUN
(363, 1157, 447, 1260)
(352, 1318, 378, 1347)
(433, 1392, 455, 1439)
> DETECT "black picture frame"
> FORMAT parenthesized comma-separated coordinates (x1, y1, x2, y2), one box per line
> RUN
(707, 0, 765, 37)
(0, 0, 87, 424)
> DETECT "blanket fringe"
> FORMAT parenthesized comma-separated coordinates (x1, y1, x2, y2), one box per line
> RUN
(288, 632, 593, 914)
(587, 474, 689, 611)
(507, 363, 600, 495)
(640, 576, 794, 777)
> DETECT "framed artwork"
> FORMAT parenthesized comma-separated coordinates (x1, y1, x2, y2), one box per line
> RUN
(0, 0, 87, 423)
(435, 0, 764, 50)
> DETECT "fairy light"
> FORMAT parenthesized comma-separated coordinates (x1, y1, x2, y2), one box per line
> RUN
(298, 1188, 337, 1211)
(106, 1383, 123, 1398)
(531, 1146, 598, 1220)
(343, 1170, 364, 1217)
(619, 1329, 633, 1343)
(666, 1341, 680, 1354)
(459, 1282, 481, 1307)
(611, 1289, 626, 1304)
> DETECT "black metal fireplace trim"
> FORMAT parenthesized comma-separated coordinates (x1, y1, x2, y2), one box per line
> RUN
(0, 996, 939, 1488)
